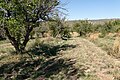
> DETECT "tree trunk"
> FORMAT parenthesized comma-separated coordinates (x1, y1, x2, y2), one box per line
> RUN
(4, 26, 33, 54)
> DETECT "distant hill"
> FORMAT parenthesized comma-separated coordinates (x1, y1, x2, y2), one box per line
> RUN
(66, 18, 120, 27)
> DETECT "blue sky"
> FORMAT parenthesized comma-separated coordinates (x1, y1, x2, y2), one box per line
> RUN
(60, 0, 120, 20)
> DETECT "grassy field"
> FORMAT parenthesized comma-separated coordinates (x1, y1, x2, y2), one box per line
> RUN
(0, 19, 120, 79)
(0, 36, 120, 80)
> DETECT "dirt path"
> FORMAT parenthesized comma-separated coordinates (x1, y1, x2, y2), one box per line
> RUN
(60, 37, 120, 80)
(97, 72, 113, 80)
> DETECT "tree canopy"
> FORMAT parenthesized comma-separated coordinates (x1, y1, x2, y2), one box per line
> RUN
(0, 0, 60, 53)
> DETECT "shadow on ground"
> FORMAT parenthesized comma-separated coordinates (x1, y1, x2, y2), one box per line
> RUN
(0, 58, 85, 80)
(28, 43, 77, 58)
(0, 43, 85, 79)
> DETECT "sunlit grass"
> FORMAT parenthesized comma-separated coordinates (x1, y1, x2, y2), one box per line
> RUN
(0, 37, 120, 80)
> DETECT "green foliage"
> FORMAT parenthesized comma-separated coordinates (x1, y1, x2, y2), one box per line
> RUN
(48, 17, 71, 38)
(73, 20, 93, 36)
(91, 24, 102, 33)
(7, 18, 25, 42)
(99, 22, 113, 37)
(61, 25, 71, 38)
(49, 21, 60, 37)
(73, 20, 120, 38)
(111, 20, 120, 32)
(0, 0, 60, 53)
(37, 23, 49, 37)
(98, 20, 120, 37)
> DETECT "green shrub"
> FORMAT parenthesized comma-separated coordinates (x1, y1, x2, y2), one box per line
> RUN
(37, 23, 49, 37)
(48, 17, 71, 39)
(73, 20, 93, 36)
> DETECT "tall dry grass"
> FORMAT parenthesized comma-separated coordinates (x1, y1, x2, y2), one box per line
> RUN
(112, 37, 120, 58)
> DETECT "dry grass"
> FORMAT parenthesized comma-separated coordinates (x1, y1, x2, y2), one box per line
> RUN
(70, 32, 79, 37)
(112, 37, 120, 58)
(87, 33, 101, 41)
(0, 40, 9, 45)
(86, 36, 120, 80)
(59, 37, 120, 80)
(0, 37, 120, 80)
(89, 34, 120, 59)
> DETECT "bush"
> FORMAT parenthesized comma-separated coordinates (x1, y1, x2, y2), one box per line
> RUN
(96, 20, 120, 37)
(48, 17, 71, 39)
(73, 20, 93, 36)
(72, 20, 120, 38)
(111, 37, 120, 58)
(37, 23, 49, 38)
